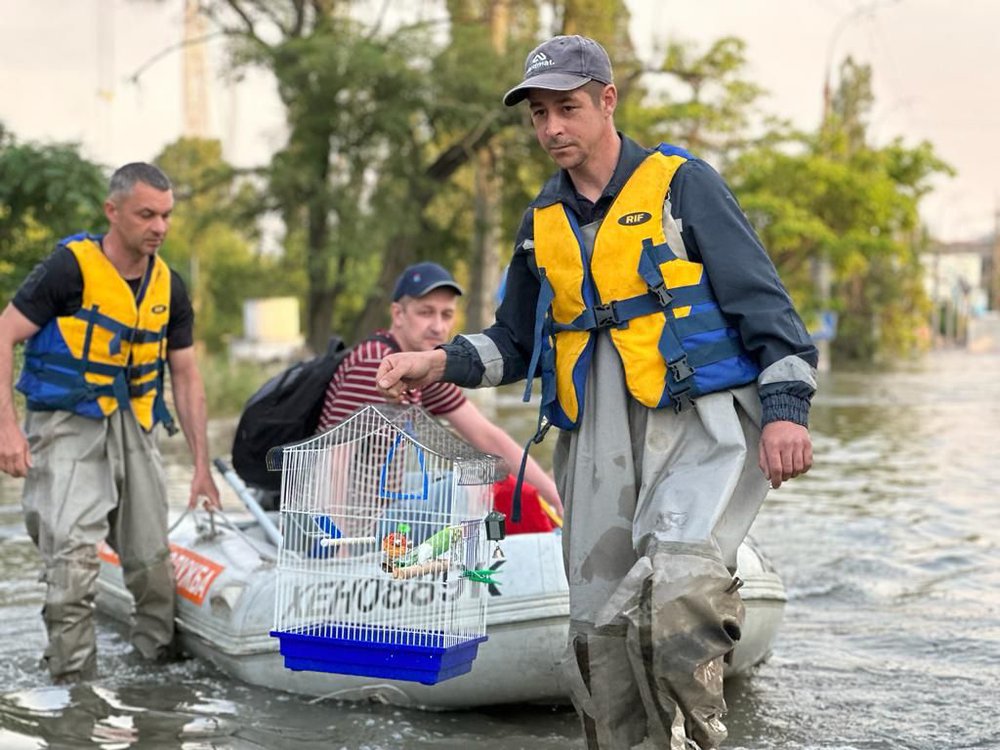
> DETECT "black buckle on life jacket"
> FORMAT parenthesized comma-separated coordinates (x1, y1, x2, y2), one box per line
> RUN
(648, 282, 673, 307)
(672, 388, 694, 413)
(531, 416, 552, 444)
(668, 355, 694, 382)
(592, 301, 621, 328)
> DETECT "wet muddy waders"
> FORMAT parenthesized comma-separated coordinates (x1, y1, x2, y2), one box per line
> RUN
(554, 331, 768, 750)
(23, 409, 174, 680)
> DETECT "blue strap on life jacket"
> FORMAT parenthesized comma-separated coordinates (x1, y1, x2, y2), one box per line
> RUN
(522, 268, 556, 406)
(134, 257, 155, 307)
(29, 350, 160, 388)
(656, 143, 695, 160)
(152, 324, 178, 435)
(153, 392, 178, 435)
(551, 238, 715, 334)
(22, 367, 114, 412)
(513, 267, 559, 524)
(638, 238, 751, 410)
(72, 308, 164, 346)
(554, 285, 712, 333)
(80, 305, 98, 384)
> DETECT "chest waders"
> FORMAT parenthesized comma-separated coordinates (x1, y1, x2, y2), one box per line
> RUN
(18, 236, 180, 679)
(503, 146, 774, 748)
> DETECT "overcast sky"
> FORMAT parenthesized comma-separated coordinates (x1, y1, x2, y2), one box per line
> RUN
(1, 0, 996, 242)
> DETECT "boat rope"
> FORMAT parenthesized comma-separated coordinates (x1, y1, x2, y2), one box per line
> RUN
(168, 506, 276, 564)
(167, 506, 192, 535)
(209, 509, 277, 564)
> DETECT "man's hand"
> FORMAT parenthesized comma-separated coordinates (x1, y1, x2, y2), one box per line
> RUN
(759, 420, 813, 489)
(0, 419, 31, 478)
(376, 350, 447, 400)
(189, 467, 222, 511)
(0, 304, 40, 478)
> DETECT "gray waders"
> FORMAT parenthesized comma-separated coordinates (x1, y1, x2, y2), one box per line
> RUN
(554, 331, 769, 750)
(22, 409, 175, 681)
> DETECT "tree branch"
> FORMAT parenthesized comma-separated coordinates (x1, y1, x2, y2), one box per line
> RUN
(425, 110, 508, 183)
(220, 0, 262, 43)
(126, 31, 229, 85)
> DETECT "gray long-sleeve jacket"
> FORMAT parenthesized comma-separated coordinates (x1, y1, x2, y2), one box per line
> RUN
(442, 135, 818, 427)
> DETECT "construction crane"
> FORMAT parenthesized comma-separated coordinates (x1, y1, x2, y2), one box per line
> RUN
(182, 0, 210, 138)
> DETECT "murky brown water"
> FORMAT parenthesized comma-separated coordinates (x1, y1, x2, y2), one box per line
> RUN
(2, 351, 999, 749)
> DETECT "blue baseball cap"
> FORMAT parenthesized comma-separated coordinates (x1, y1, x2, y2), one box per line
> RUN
(391, 262, 464, 301)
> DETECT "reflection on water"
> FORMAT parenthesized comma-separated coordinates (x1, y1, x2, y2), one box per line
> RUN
(2, 351, 999, 749)
(0, 680, 240, 748)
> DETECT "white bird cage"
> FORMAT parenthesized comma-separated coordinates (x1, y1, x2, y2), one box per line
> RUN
(267, 403, 507, 684)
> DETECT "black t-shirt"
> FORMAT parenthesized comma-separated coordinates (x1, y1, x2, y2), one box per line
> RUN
(13, 245, 195, 350)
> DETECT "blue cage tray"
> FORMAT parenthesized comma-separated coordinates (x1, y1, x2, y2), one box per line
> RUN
(270, 626, 488, 685)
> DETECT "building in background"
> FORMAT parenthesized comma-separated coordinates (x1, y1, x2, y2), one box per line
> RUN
(923, 227, 1000, 351)
(229, 297, 306, 363)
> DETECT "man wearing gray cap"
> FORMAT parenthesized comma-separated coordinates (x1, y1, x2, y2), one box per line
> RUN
(377, 36, 817, 749)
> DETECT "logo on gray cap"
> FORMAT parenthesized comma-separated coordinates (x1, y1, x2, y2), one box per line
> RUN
(526, 52, 556, 75)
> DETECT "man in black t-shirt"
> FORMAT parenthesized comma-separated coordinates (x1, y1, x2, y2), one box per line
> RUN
(12, 246, 196, 351)
(0, 162, 220, 684)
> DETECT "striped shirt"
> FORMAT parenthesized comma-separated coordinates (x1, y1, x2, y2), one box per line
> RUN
(316, 330, 466, 432)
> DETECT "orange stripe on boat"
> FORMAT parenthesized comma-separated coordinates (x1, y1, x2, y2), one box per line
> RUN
(97, 540, 224, 605)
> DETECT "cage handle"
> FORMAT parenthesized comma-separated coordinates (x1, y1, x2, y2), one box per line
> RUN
(377, 431, 429, 500)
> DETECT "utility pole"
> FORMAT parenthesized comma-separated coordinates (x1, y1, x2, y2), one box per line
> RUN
(992, 203, 1000, 311)
(817, 1, 900, 371)
(96, 0, 116, 162)
(181, 0, 211, 336)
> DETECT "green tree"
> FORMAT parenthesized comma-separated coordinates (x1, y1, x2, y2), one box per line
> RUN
(154, 137, 288, 351)
(202, 1, 533, 349)
(729, 58, 952, 362)
(495, 0, 641, 292)
(0, 125, 106, 303)
(185, 3, 950, 364)
(625, 36, 768, 164)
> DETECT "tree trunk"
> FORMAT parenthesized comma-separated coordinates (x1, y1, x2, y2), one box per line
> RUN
(466, 0, 508, 333)
(351, 113, 510, 342)
(466, 145, 502, 332)
(350, 234, 419, 342)
(304, 134, 333, 352)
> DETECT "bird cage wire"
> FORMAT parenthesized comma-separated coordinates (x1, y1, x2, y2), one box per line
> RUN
(267, 403, 507, 683)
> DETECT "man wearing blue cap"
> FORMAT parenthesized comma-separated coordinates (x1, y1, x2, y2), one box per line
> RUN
(317, 261, 562, 530)
(376, 35, 816, 749)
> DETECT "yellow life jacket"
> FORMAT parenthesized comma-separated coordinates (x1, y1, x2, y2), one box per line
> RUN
(17, 233, 175, 431)
(528, 144, 759, 430)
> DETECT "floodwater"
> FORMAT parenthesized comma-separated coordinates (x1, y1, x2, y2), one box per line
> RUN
(1, 350, 998, 750)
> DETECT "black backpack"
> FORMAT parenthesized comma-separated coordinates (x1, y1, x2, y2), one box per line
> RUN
(230, 334, 393, 491)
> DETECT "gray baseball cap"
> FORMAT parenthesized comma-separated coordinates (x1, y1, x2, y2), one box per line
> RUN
(503, 35, 614, 107)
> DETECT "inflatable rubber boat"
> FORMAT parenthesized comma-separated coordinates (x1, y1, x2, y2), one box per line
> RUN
(95, 461, 786, 709)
